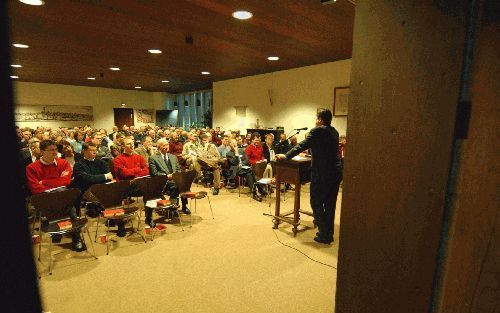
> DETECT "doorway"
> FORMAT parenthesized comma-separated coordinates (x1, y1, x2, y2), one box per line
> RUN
(113, 108, 134, 128)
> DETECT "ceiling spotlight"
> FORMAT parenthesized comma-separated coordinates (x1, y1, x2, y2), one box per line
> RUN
(134, 86, 142, 89)
(10, 76, 19, 79)
(201, 71, 210, 75)
(161, 80, 169, 83)
(109, 67, 120, 71)
(148, 49, 162, 54)
(267, 56, 280, 61)
(19, 0, 44, 5)
(87, 77, 95, 80)
(11, 64, 22, 68)
(232, 10, 253, 20)
(12, 43, 29, 48)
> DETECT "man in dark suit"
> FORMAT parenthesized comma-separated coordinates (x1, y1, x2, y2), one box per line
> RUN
(276, 109, 343, 244)
(148, 139, 190, 226)
(20, 138, 42, 196)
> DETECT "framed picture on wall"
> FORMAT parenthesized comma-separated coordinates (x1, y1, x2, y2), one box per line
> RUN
(333, 86, 350, 116)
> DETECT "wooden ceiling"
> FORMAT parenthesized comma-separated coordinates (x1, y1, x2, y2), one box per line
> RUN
(8, 0, 354, 93)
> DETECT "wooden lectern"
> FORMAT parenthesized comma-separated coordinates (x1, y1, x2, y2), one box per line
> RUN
(272, 157, 312, 236)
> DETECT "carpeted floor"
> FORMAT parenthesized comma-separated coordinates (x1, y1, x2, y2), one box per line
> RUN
(35, 184, 341, 313)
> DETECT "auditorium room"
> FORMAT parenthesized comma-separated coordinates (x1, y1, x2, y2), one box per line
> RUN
(2, 1, 498, 313)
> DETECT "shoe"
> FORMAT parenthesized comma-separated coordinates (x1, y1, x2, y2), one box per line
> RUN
(182, 206, 191, 215)
(71, 237, 87, 252)
(51, 234, 63, 243)
(259, 189, 268, 197)
(171, 210, 180, 218)
(145, 218, 156, 228)
(314, 236, 333, 244)
(253, 193, 263, 202)
(212, 188, 219, 196)
(116, 222, 126, 237)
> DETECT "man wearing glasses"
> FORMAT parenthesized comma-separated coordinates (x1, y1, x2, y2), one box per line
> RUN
(26, 140, 86, 252)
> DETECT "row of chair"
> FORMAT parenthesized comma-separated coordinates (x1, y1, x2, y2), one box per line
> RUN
(29, 170, 212, 276)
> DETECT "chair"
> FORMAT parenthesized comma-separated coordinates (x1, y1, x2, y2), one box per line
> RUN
(252, 161, 273, 203)
(172, 170, 214, 221)
(30, 188, 97, 276)
(90, 180, 146, 255)
(134, 175, 185, 240)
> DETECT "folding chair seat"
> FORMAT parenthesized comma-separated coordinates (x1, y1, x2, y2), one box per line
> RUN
(90, 180, 146, 255)
(172, 170, 214, 221)
(29, 188, 97, 276)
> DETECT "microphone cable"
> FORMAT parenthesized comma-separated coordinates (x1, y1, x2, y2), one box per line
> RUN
(271, 228, 337, 269)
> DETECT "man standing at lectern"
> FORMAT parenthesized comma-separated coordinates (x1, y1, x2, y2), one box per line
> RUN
(276, 109, 343, 244)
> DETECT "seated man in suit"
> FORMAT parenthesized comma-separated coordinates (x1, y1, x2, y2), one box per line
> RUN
(226, 139, 267, 202)
(134, 135, 154, 163)
(149, 139, 191, 226)
(26, 139, 86, 251)
(90, 132, 113, 160)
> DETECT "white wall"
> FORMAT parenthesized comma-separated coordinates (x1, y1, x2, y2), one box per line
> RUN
(13, 82, 170, 132)
(213, 60, 351, 138)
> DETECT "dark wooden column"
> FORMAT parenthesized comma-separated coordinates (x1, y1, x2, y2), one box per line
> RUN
(335, 1, 468, 312)
(435, 1, 500, 311)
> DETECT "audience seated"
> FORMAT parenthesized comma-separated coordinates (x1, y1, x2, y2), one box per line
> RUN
(218, 135, 231, 158)
(26, 140, 85, 251)
(148, 139, 191, 225)
(245, 132, 265, 165)
(182, 133, 201, 173)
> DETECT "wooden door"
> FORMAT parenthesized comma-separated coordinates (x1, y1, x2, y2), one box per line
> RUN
(113, 108, 134, 129)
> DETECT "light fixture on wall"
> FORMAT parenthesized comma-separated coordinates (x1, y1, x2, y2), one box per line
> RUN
(121, 103, 126, 107)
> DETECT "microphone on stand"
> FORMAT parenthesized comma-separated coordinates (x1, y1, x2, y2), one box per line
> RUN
(293, 127, 308, 131)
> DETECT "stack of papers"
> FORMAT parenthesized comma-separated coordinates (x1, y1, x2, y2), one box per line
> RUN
(292, 155, 309, 161)
(257, 178, 272, 184)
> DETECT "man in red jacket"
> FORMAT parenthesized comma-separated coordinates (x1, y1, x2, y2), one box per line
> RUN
(245, 132, 265, 165)
(111, 137, 149, 236)
(26, 140, 86, 251)
(113, 137, 149, 180)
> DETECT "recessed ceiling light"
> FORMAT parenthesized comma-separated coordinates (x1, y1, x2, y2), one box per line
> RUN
(11, 64, 22, 68)
(110, 67, 120, 71)
(12, 43, 29, 48)
(10, 76, 19, 79)
(87, 77, 95, 80)
(148, 49, 162, 54)
(161, 80, 169, 83)
(201, 71, 210, 75)
(267, 56, 280, 61)
(135, 86, 142, 89)
(232, 10, 253, 20)
(19, 0, 45, 5)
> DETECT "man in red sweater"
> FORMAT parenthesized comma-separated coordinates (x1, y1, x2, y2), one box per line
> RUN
(113, 137, 149, 180)
(245, 132, 265, 165)
(26, 140, 86, 252)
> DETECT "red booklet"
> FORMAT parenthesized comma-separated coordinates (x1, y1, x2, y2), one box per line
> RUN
(185, 192, 196, 198)
(57, 220, 72, 230)
(157, 199, 171, 207)
(103, 208, 125, 217)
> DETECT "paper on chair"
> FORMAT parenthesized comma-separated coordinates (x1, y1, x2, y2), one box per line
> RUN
(292, 155, 309, 161)
(145, 199, 162, 208)
(257, 178, 272, 184)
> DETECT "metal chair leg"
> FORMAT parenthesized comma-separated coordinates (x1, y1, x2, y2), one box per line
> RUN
(94, 216, 100, 242)
(207, 195, 214, 219)
(48, 239, 53, 275)
(38, 228, 42, 261)
(106, 224, 110, 255)
(84, 227, 97, 259)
